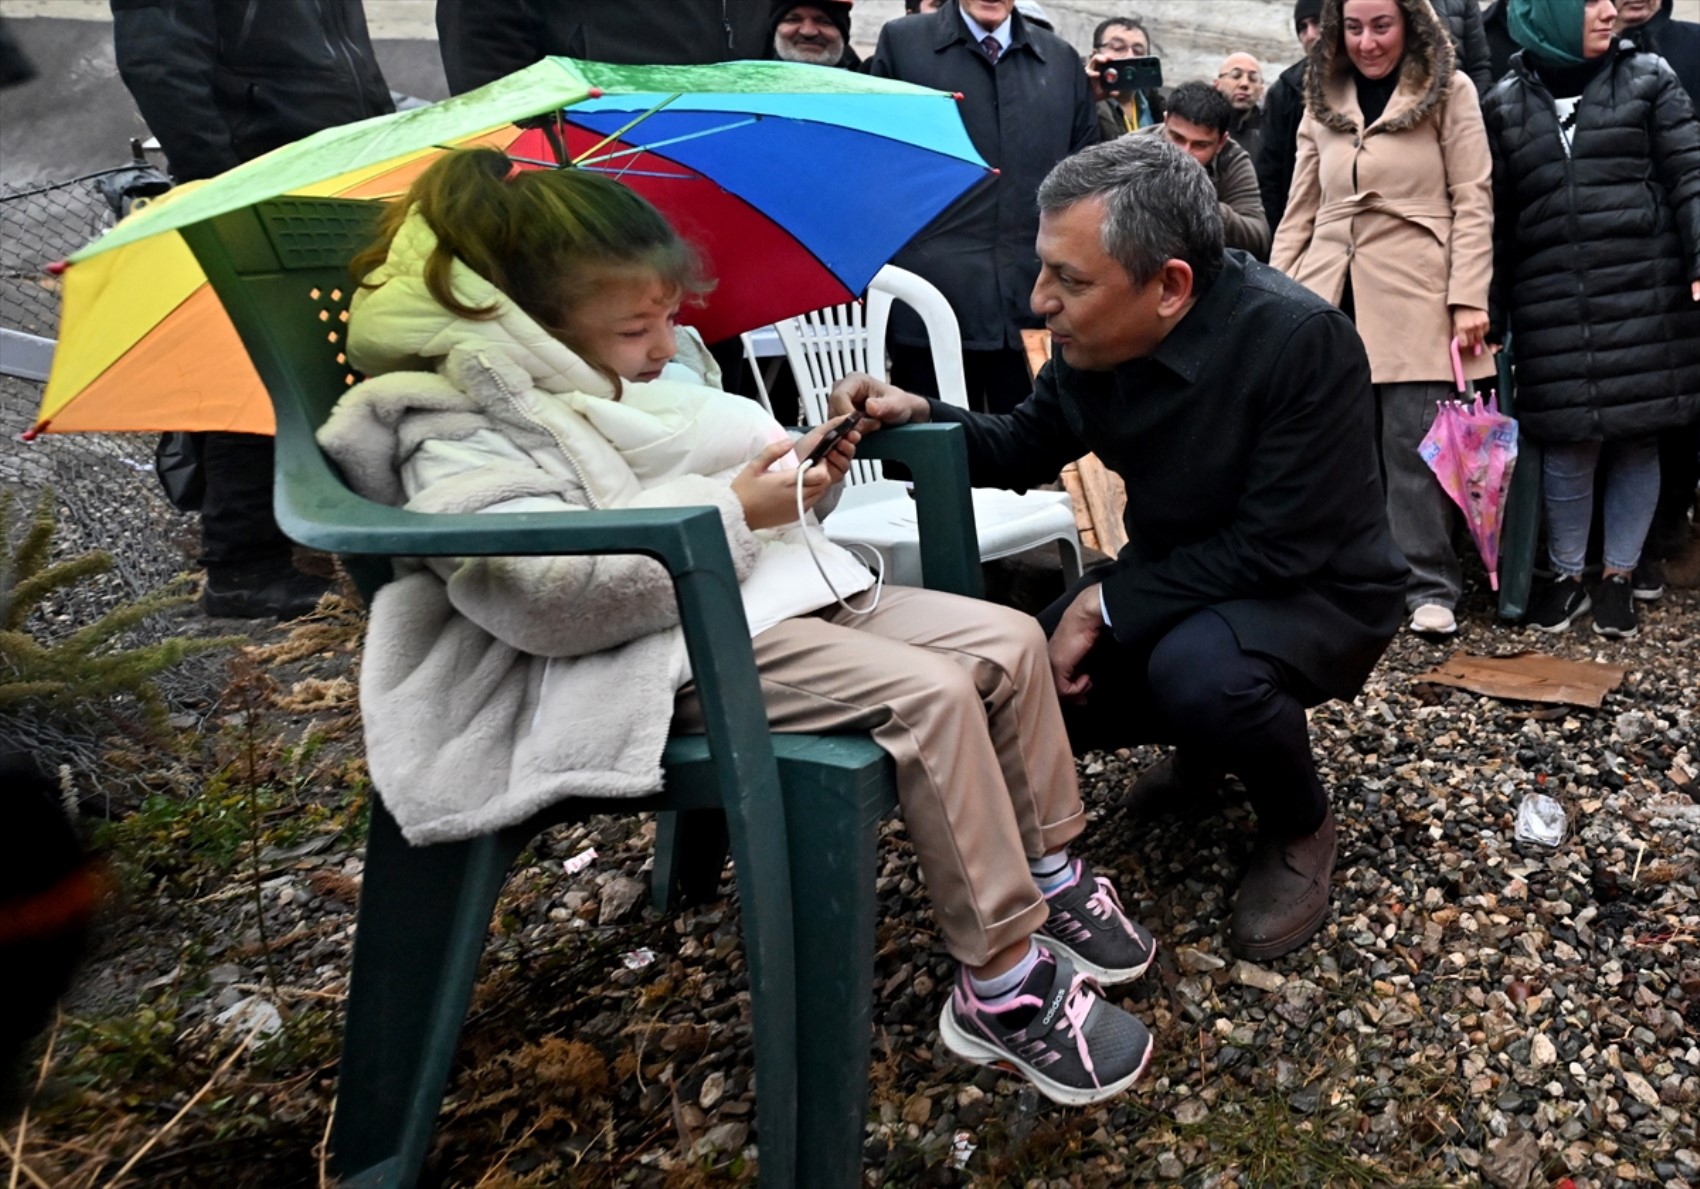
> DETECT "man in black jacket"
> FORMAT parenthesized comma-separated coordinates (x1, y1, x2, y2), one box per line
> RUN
(869, 0, 1097, 415)
(1618, 0, 1700, 100)
(834, 136, 1406, 961)
(112, 0, 393, 619)
(768, 1, 862, 70)
(437, 0, 771, 95)
(1255, 0, 1323, 233)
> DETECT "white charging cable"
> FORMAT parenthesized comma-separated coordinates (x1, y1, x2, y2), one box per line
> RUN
(795, 458, 883, 615)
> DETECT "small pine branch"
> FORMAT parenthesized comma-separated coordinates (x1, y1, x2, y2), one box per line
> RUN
(0, 490, 240, 733)
(7, 552, 114, 631)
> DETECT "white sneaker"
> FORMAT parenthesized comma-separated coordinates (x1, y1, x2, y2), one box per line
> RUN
(1409, 604, 1458, 635)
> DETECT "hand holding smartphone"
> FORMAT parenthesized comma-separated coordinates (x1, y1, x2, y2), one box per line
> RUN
(1099, 56, 1163, 97)
(803, 415, 858, 466)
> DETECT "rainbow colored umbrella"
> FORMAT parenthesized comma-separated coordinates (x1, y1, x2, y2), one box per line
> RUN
(32, 58, 989, 436)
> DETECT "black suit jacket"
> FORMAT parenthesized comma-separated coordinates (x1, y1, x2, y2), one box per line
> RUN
(927, 252, 1407, 700)
(868, 6, 1096, 352)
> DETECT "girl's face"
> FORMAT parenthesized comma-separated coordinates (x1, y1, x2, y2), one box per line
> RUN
(1586, 0, 1621, 57)
(1342, 0, 1405, 80)
(566, 268, 680, 384)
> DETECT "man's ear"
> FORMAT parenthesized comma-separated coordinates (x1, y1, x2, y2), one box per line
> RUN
(1156, 259, 1195, 318)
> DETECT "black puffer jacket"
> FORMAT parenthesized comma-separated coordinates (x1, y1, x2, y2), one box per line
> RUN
(1427, 0, 1493, 94)
(1482, 43, 1700, 444)
(111, 0, 393, 182)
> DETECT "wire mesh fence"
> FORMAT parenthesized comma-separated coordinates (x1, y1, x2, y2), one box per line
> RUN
(1, 169, 227, 770)
(1, 168, 201, 605)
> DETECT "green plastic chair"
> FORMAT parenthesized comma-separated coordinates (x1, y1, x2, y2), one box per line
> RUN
(178, 195, 984, 1189)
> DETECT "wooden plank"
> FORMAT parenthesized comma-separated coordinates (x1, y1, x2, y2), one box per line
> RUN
(1059, 463, 1098, 553)
(1076, 454, 1128, 557)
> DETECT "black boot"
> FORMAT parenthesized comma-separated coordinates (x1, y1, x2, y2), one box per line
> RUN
(202, 559, 332, 621)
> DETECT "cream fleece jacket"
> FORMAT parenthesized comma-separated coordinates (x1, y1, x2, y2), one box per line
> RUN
(317, 212, 871, 843)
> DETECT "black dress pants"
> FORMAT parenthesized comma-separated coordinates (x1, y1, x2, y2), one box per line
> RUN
(888, 344, 1035, 417)
(1038, 579, 1329, 838)
(198, 431, 293, 572)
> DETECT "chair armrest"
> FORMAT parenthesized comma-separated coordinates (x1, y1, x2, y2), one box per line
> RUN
(854, 424, 983, 599)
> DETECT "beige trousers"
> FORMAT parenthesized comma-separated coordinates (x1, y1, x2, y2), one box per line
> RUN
(673, 586, 1085, 966)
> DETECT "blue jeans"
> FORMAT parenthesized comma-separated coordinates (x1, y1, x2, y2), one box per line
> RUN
(1542, 437, 1662, 577)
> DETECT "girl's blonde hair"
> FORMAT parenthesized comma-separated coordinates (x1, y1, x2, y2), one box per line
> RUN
(352, 148, 713, 388)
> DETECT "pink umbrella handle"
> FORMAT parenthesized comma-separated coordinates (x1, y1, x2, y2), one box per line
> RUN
(1449, 335, 1467, 395)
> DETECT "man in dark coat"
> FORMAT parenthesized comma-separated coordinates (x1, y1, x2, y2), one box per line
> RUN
(1256, 0, 1323, 232)
(436, 0, 771, 95)
(112, 0, 394, 619)
(1618, 0, 1700, 102)
(767, 1, 862, 70)
(834, 136, 1406, 962)
(869, 0, 1097, 415)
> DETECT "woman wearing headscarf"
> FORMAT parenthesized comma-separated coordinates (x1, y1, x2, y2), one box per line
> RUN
(1272, 0, 1496, 638)
(1482, 0, 1700, 638)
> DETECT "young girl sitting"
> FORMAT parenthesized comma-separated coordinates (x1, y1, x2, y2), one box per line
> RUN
(318, 148, 1157, 1106)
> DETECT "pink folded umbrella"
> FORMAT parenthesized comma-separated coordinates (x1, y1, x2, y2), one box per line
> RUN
(1417, 337, 1520, 590)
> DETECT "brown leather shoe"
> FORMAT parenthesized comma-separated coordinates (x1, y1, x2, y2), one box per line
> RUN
(1662, 533, 1700, 589)
(1229, 808, 1337, 961)
(1119, 753, 1223, 821)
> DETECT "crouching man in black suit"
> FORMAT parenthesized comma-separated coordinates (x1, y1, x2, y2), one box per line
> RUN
(833, 135, 1407, 960)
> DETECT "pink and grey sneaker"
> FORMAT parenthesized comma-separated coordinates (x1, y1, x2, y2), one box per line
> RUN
(938, 948, 1153, 1106)
(1037, 860, 1157, 985)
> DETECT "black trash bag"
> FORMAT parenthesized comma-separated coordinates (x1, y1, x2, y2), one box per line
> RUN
(93, 139, 173, 220)
(155, 430, 206, 512)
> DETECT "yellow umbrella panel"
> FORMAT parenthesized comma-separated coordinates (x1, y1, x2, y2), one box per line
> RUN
(33, 128, 523, 436)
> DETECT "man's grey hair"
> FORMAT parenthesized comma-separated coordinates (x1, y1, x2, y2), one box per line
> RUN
(1036, 136, 1225, 288)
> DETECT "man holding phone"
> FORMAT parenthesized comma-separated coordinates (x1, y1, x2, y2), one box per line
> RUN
(1089, 16, 1165, 140)
(832, 136, 1405, 962)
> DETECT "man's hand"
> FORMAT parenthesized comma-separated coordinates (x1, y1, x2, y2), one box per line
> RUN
(795, 417, 859, 485)
(1048, 585, 1105, 703)
(1084, 51, 1111, 103)
(733, 437, 837, 530)
(828, 372, 932, 430)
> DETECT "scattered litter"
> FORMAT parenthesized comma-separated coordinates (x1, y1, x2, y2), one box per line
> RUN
(214, 994, 283, 1038)
(949, 1131, 976, 1169)
(1514, 793, 1567, 847)
(563, 847, 599, 876)
(1231, 960, 1286, 992)
(622, 948, 656, 970)
(1416, 651, 1627, 708)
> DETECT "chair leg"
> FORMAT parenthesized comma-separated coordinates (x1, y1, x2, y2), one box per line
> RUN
(1058, 535, 1085, 584)
(651, 809, 731, 912)
(776, 743, 895, 1189)
(329, 802, 526, 1188)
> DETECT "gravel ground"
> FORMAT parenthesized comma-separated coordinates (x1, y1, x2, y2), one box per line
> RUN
(18, 576, 1700, 1188)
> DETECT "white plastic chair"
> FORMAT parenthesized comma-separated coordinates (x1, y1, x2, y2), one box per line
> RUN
(763, 265, 1083, 588)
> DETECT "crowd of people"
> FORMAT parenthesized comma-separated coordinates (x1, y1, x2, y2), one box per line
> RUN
(86, 0, 1700, 1121)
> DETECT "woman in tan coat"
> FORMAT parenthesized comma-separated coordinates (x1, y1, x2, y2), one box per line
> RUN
(1272, 0, 1495, 637)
